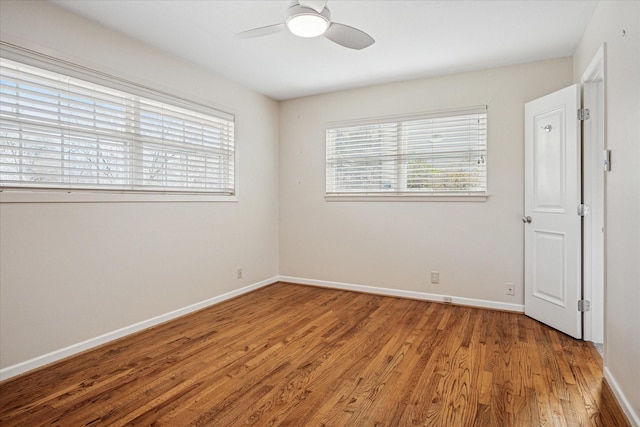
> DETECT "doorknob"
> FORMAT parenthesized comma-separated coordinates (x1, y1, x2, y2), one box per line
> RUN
(522, 216, 532, 224)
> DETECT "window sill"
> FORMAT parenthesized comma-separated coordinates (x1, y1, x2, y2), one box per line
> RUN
(0, 189, 238, 203)
(325, 193, 489, 202)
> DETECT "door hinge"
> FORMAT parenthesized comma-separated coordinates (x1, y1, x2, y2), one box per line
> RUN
(578, 300, 591, 312)
(603, 149, 612, 172)
(577, 204, 590, 216)
(578, 108, 590, 120)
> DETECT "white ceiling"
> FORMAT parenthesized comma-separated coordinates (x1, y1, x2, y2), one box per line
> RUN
(50, 0, 598, 100)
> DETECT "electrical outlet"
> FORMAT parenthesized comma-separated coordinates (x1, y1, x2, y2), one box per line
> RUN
(430, 271, 440, 284)
(506, 283, 515, 295)
(443, 296, 452, 304)
(237, 268, 243, 279)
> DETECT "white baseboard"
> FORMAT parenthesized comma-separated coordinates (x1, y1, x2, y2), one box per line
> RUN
(0, 276, 279, 381)
(278, 275, 524, 313)
(604, 367, 640, 427)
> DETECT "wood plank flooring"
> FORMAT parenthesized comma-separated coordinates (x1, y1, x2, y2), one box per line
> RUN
(0, 282, 630, 426)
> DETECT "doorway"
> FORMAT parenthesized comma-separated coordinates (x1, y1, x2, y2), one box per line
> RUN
(523, 45, 606, 344)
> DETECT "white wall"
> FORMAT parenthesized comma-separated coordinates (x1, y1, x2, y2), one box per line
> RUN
(0, 1, 279, 370)
(574, 1, 640, 424)
(279, 58, 573, 304)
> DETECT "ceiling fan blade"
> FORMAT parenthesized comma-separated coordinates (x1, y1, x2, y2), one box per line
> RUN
(298, 0, 328, 13)
(324, 22, 375, 50)
(235, 23, 286, 39)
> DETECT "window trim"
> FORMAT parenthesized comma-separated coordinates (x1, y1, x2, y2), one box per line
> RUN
(0, 42, 238, 203)
(0, 189, 238, 204)
(324, 193, 488, 202)
(325, 106, 488, 201)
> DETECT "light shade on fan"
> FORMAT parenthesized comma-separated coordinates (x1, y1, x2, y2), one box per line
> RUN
(287, 13, 329, 37)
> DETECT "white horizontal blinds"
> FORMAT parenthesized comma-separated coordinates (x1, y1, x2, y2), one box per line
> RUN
(137, 99, 234, 193)
(0, 57, 234, 194)
(326, 122, 399, 192)
(402, 111, 486, 193)
(1, 59, 127, 189)
(326, 107, 487, 195)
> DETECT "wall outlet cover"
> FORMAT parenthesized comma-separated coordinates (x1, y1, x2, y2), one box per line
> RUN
(431, 271, 440, 284)
(506, 283, 515, 295)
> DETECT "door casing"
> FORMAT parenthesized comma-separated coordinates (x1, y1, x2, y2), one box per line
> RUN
(581, 44, 606, 345)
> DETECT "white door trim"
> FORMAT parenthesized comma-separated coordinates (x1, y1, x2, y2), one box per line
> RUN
(581, 44, 606, 345)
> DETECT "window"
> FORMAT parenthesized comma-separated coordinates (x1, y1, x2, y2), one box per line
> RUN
(0, 53, 234, 197)
(326, 107, 487, 199)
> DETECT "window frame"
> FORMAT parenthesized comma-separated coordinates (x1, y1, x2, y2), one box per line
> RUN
(0, 43, 237, 203)
(325, 106, 488, 202)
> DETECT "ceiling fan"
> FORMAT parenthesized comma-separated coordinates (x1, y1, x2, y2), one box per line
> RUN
(235, 0, 375, 50)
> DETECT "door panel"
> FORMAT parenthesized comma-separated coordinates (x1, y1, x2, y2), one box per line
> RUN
(532, 230, 566, 307)
(524, 84, 582, 339)
(533, 108, 566, 212)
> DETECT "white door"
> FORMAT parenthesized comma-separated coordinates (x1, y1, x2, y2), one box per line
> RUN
(524, 84, 582, 339)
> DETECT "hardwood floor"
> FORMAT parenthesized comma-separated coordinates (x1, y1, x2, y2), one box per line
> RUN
(0, 282, 629, 426)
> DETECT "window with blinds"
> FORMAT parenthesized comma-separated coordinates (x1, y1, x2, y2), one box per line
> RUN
(326, 107, 487, 197)
(0, 56, 234, 195)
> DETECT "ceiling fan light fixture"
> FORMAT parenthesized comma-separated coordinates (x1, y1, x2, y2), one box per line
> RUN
(286, 13, 329, 38)
(237, 1, 374, 50)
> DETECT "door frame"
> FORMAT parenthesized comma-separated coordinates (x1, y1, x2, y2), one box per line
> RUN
(581, 44, 606, 345)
